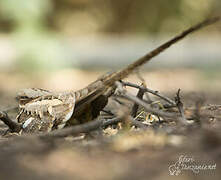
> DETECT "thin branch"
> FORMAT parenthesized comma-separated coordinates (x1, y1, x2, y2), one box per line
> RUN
(38, 119, 104, 139)
(103, 116, 148, 129)
(115, 82, 179, 120)
(122, 81, 176, 106)
(104, 16, 220, 85)
(102, 117, 121, 127)
(121, 93, 178, 119)
(175, 89, 187, 125)
(193, 97, 204, 125)
(131, 119, 149, 129)
(131, 84, 145, 117)
(36, 116, 147, 139)
(0, 111, 22, 133)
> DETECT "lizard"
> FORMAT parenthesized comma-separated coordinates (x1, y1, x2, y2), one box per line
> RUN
(13, 17, 220, 134)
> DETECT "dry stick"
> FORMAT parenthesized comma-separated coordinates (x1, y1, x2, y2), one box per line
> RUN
(104, 114, 148, 129)
(175, 89, 188, 125)
(102, 117, 121, 127)
(122, 81, 176, 106)
(0, 111, 22, 132)
(120, 93, 179, 119)
(37, 117, 147, 139)
(193, 98, 204, 125)
(37, 111, 147, 139)
(105, 16, 220, 86)
(38, 119, 104, 139)
(103, 117, 147, 129)
(115, 82, 179, 121)
(102, 108, 148, 129)
(102, 114, 148, 129)
(131, 119, 148, 129)
(131, 84, 145, 117)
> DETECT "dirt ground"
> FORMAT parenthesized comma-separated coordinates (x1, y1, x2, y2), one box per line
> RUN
(0, 68, 221, 180)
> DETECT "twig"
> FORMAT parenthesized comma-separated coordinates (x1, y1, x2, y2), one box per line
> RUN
(122, 93, 178, 119)
(122, 81, 176, 106)
(115, 82, 179, 120)
(103, 117, 148, 129)
(105, 16, 220, 85)
(0, 111, 22, 133)
(175, 89, 187, 125)
(131, 84, 145, 117)
(37, 116, 147, 139)
(131, 119, 148, 129)
(38, 119, 104, 139)
(193, 98, 204, 125)
(102, 117, 121, 127)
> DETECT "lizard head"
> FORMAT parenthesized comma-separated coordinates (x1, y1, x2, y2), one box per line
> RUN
(16, 88, 52, 107)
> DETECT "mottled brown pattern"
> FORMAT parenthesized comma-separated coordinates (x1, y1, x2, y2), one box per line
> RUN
(15, 17, 220, 133)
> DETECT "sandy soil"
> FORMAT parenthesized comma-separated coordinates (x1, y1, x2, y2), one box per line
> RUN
(0, 68, 221, 180)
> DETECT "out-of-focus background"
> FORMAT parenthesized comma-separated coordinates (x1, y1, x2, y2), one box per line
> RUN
(0, 0, 220, 94)
(1, 2, 221, 180)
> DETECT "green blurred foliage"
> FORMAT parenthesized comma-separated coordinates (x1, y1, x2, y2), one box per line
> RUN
(0, 0, 220, 35)
(0, 0, 70, 72)
(0, 0, 220, 72)
(0, 0, 50, 24)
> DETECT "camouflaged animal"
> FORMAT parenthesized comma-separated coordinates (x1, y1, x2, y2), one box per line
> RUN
(15, 17, 220, 133)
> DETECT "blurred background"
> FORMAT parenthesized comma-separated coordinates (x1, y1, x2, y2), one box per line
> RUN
(0, 0, 220, 95)
(1, 2, 221, 180)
